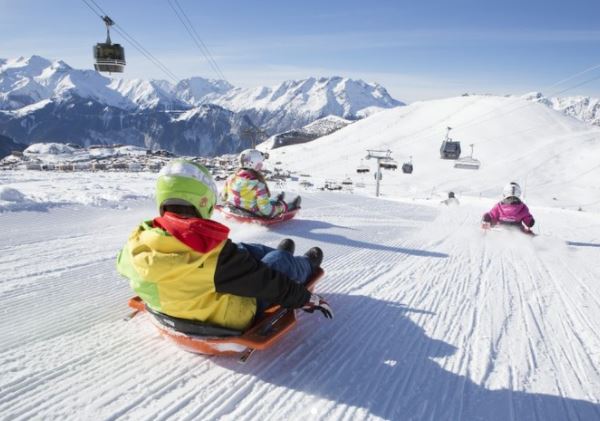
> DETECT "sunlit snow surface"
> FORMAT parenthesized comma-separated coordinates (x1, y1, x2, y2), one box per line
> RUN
(0, 169, 599, 420)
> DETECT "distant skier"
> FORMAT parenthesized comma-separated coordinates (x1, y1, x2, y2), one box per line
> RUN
(482, 182, 535, 229)
(221, 149, 301, 218)
(441, 191, 460, 206)
(117, 159, 332, 332)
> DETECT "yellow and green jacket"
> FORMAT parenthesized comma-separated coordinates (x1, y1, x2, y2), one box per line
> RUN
(117, 212, 310, 330)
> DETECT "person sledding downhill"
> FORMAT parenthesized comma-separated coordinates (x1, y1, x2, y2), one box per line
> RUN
(221, 149, 301, 219)
(117, 159, 332, 353)
(482, 182, 535, 233)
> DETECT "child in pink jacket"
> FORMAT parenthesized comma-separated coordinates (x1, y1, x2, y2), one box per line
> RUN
(482, 182, 535, 228)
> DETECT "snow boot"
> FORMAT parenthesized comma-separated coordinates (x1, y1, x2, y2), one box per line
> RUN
(290, 196, 302, 210)
(304, 247, 323, 270)
(277, 238, 295, 254)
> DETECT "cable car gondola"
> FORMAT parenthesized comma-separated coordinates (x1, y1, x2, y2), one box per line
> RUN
(93, 16, 126, 73)
(440, 127, 461, 160)
(402, 156, 413, 174)
(454, 144, 481, 170)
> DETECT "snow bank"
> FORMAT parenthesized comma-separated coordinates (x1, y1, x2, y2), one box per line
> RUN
(0, 170, 157, 212)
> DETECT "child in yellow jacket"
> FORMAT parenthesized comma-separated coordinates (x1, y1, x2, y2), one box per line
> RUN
(117, 159, 331, 331)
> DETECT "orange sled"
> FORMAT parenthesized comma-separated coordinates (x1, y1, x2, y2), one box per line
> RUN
(128, 268, 323, 357)
(214, 204, 300, 226)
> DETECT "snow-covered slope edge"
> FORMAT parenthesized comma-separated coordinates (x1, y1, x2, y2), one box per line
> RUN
(523, 92, 600, 127)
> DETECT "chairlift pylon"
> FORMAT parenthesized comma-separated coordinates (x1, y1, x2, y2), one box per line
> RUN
(440, 127, 461, 159)
(93, 15, 126, 73)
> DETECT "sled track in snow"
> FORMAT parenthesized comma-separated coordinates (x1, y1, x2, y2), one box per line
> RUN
(1, 193, 599, 420)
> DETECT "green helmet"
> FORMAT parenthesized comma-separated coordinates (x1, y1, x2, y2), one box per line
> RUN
(156, 159, 218, 219)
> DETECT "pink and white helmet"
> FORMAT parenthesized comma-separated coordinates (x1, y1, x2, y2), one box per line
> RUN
(502, 182, 522, 198)
(239, 149, 265, 171)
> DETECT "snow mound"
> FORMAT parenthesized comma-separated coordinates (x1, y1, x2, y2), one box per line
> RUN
(0, 186, 26, 202)
(0, 186, 55, 212)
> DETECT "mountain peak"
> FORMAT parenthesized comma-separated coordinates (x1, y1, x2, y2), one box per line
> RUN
(2, 55, 52, 74)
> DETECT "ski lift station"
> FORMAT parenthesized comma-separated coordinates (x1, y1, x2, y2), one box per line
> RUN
(93, 16, 126, 73)
(440, 127, 461, 159)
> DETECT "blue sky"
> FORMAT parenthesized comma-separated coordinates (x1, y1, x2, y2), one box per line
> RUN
(1, 0, 600, 102)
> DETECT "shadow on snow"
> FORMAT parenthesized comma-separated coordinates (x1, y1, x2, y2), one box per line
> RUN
(272, 219, 449, 259)
(566, 241, 600, 248)
(218, 294, 600, 421)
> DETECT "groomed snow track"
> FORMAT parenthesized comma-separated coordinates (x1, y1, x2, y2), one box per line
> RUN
(1, 192, 599, 420)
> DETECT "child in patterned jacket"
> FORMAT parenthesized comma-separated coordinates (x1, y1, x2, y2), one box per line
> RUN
(221, 149, 301, 218)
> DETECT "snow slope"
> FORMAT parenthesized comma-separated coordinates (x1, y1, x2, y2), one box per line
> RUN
(267, 95, 600, 212)
(0, 178, 599, 420)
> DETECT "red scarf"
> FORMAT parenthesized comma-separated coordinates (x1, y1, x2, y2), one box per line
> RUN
(153, 212, 229, 253)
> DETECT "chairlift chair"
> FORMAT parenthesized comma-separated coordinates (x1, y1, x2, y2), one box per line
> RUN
(356, 160, 370, 173)
(93, 16, 126, 73)
(454, 144, 481, 170)
(380, 158, 398, 170)
(440, 127, 461, 159)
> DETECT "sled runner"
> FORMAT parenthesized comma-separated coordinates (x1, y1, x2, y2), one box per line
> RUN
(127, 268, 323, 358)
(481, 222, 536, 236)
(214, 204, 300, 226)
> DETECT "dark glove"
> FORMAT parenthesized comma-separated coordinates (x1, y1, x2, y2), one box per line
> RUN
(526, 218, 535, 228)
(482, 213, 492, 223)
(276, 192, 285, 202)
(302, 294, 333, 319)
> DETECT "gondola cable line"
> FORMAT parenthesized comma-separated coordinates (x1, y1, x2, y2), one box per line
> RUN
(167, 0, 228, 83)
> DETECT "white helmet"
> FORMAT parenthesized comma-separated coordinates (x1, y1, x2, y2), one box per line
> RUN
(239, 149, 265, 171)
(502, 182, 521, 198)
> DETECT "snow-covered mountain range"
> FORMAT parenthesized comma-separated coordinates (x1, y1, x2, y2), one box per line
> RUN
(204, 77, 403, 134)
(0, 55, 402, 155)
(523, 92, 600, 126)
